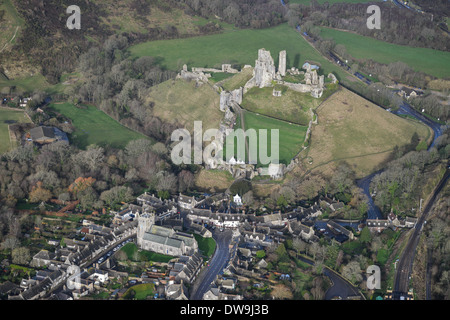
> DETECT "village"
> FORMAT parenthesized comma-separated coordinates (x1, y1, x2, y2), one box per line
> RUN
(0, 187, 417, 300)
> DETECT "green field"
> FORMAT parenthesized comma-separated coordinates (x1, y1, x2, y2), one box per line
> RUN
(0, 108, 31, 154)
(48, 102, 149, 149)
(129, 23, 353, 85)
(304, 88, 432, 178)
(320, 27, 450, 79)
(0, 0, 25, 52)
(194, 234, 216, 259)
(120, 242, 174, 263)
(145, 78, 223, 133)
(241, 83, 338, 126)
(122, 283, 156, 300)
(226, 110, 307, 166)
(0, 74, 51, 94)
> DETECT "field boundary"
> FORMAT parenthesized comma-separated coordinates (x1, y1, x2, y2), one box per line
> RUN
(7, 124, 15, 150)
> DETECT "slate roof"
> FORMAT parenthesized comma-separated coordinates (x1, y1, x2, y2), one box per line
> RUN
(33, 249, 55, 261)
(143, 232, 183, 249)
(21, 277, 52, 300)
(0, 281, 20, 296)
(166, 282, 189, 300)
(178, 195, 195, 204)
(150, 225, 173, 237)
(30, 126, 55, 140)
(327, 220, 353, 237)
(173, 252, 202, 283)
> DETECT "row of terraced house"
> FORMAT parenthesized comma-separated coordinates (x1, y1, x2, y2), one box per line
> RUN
(3, 219, 138, 300)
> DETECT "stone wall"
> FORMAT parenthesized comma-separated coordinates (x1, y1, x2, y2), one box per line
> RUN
(192, 64, 239, 74)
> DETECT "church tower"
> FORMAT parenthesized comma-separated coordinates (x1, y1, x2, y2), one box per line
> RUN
(137, 213, 155, 247)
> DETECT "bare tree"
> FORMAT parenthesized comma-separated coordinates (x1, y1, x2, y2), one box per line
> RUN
(12, 247, 31, 265)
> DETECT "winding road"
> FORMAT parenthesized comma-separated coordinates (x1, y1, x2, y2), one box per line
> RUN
(392, 168, 450, 300)
(190, 229, 233, 300)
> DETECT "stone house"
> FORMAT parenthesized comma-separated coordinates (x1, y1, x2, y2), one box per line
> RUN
(327, 220, 354, 240)
(288, 221, 315, 241)
(0, 281, 21, 298)
(399, 87, 423, 100)
(203, 287, 220, 300)
(330, 202, 345, 212)
(165, 281, 189, 300)
(367, 218, 389, 233)
(29, 126, 68, 145)
(20, 97, 31, 108)
(90, 269, 109, 284)
(178, 194, 197, 210)
(241, 229, 272, 247)
(169, 253, 203, 284)
(233, 194, 243, 206)
(31, 250, 55, 268)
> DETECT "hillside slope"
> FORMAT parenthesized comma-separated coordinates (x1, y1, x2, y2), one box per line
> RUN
(297, 88, 432, 178)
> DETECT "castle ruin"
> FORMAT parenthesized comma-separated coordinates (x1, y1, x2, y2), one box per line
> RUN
(243, 48, 326, 98)
(175, 48, 336, 180)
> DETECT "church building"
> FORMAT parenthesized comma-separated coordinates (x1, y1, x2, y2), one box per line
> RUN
(137, 213, 198, 257)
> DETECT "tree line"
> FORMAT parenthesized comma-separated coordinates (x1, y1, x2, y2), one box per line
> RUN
(5, 0, 233, 85)
(371, 131, 450, 216)
(423, 189, 450, 299)
(287, 1, 449, 52)
(72, 34, 181, 144)
(180, 0, 287, 28)
(0, 137, 198, 244)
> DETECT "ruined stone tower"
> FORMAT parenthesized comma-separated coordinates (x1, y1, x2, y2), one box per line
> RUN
(254, 48, 276, 88)
(278, 50, 286, 77)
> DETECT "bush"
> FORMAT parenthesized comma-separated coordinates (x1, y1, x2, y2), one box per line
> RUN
(229, 179, 252, 196)
(256, 250, 266, 259)
(376, 249, 389, 265)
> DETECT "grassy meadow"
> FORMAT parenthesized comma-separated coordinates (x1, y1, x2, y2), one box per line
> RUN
(225, 110, 307, 166)
(242, 86, 313, 126)
(0, 0, 25, 52)
(48, 102, 149, 149)
(145, 78, 223, 133)
(120, 242, 174, 263)
(194, 234, 216, 259)
(320, 27, 450, 79)
(302, 88, 432, 178)
(122, 283, 156, 300)
(129, 23, 353, 84)
(0, 107, 31, 154)
(241, 83, 338, 126)
(194, 169, 234, 192)
(0, 72, 80, 96)
(221, 67, 254, 91)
